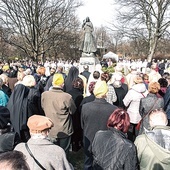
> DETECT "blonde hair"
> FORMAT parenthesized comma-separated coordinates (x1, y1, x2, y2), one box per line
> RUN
(148, 82, 160, 94)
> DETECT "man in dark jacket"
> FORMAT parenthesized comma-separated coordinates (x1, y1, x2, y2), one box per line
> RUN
(81, 80, 117, 170)
(81, 65, 91, 82)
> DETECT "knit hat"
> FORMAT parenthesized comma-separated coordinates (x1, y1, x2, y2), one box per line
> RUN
(52, 73, 64, 87)
(93, 80, 108, 98)
(2, 64, 10, 72)
(27, 115, 54, 133)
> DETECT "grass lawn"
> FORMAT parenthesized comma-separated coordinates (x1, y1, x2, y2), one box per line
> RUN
(68, 148, 84, 170)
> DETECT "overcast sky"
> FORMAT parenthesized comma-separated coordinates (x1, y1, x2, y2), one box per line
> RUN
(77, 0, 115, 27)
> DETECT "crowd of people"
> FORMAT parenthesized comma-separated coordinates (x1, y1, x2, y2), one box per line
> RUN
(0, 57, 170, 170)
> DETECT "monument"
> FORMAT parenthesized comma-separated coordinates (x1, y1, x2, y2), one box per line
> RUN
(79, 17, 100, 73)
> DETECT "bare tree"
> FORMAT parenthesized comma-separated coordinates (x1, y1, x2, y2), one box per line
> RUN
(113, 0, 170, 62)
(0, 0, 82, 62)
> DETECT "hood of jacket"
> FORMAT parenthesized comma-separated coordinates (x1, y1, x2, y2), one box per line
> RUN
(145, 126, 170, 164)
(131, 83, 147, 93)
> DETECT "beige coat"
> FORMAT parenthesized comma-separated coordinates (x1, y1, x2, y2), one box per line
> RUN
(41, 88, 76, 138)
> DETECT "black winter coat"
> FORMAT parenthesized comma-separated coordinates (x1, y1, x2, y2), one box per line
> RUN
(92, 127, 138, 170)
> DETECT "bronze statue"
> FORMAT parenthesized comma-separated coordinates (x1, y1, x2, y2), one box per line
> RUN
(79, 17, 97, 54)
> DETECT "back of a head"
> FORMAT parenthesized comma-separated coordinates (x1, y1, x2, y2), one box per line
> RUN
(67, 66, 79, 81)
(0, 74, 8, 84)
(72, 77, 84, 90)
(88, 81, 96, 94)
(107, 108, 130, 133)
(57, 66, 63, 73)
(158, 78, 168, 88)
(27, 115, 54, 134)
(93, 71, 100, 80)
(22, 75, 36, 87)
(93, 80, 108, 98)
(100, 72, 111, 83)
(148, 82, 160, 94)
(149, 109, 168, 127)
(52, 73, 64, 87)
(36, 66, 46, 75)
(0, 151, 30, 170)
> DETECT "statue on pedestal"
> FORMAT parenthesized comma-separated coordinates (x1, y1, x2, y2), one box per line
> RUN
(79, 17, 97, 56)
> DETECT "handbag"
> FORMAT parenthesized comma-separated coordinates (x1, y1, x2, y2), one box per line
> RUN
(0, 131, 20, 153)
(25, 143, 46, 170)
(136, 98, 159, 130)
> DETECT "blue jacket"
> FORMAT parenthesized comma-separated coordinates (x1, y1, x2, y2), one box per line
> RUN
(0, 90, 9, 107)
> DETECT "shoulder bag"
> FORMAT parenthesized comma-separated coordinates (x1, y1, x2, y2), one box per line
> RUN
(136, 98, 159, 130)
(25, 143, 46, 170)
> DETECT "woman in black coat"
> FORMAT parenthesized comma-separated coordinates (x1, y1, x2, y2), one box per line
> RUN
(67, 77, 84, 151)
(64, 66, 79, 92)
(92, 108, 138, 170)
(0, 106, 20, 153)
(7, 84, 30, 142)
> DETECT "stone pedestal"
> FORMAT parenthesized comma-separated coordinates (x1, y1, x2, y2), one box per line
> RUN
(79, 52, 100, 73)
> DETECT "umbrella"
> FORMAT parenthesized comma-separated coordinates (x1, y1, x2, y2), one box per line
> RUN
(103, 51, 118, 61)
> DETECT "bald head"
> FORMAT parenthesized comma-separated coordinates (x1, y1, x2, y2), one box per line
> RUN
(149, 109, 168, 127)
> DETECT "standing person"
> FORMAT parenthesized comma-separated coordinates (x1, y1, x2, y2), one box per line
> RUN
(15, 115, 73, 170)
(57, 66, 67, 80)
(158, 59, 165, 76)
(79, 81, 96, 111)
(142, 73, 149, 89)
(33, 66, 47, 94)
(22, 75, 45, 116)
(7, 84, 30, 142)
(135, 109, 170, 170)
(138, 82, 164, 135)
(81, 80, 117, 170)
(64, 66, 79, 92)
(123, 76, 148, 142)
(0, 73, 12, 97)
(81, 65, 91, 82)
(79, 17, 97, 54)
(148, 63, 161, 83)
(86, 70, 101, 96)
(0, 78, 9, 107)
(92, 108, 138, 170)
(110, 72, 128, 109)
(0, 106, 20, 153)
(125, 65, 138, 89)
(41, 73, 76, 154)
(67, 77, 84, 152)
(157, 77, 168, 98)
(164, 75, 170, 125)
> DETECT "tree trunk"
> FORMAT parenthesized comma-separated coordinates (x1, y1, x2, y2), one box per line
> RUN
(147, 35, 159, 62)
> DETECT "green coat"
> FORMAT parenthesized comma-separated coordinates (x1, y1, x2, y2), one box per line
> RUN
(135, 126, 170, 170)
